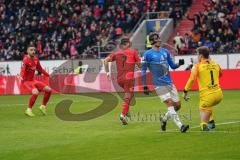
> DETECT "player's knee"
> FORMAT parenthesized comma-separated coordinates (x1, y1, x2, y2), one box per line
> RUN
(44, 86, 52, 93)
(32, 89, 39, 95)
(164, 99, 174, 107)
(174, 102, 181, 111)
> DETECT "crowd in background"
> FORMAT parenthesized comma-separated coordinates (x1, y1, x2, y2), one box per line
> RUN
(174, 0, 240, 54)
(0, 0, 192, 61)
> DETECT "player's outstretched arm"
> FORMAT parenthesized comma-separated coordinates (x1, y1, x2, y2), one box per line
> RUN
(183, 64, 198, 101)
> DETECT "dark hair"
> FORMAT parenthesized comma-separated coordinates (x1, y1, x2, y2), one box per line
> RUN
(149, 32, 160, 45)
(27, 44, 35, 48)
(120, 38, 130, 46)
(196, 46, 209, 58)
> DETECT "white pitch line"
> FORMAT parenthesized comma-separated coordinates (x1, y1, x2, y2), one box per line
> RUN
(162, 121, 240, 133)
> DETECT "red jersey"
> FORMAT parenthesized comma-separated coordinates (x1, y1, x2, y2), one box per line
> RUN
(20, 55, 49, 82)
(109, 49, 141, 81)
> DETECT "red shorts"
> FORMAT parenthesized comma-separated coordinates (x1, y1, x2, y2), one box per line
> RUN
(118, 80, 134, 93)
(23, 80, 48, 92)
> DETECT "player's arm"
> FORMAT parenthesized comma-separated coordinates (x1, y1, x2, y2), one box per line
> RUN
(134, 50, 142, 68)
(183, 64, 198, 101)
(141, 52, 150, 95)
(218, 64, 222, 77)
(19, 59, 27, 81)
(166, 49, 184, 69)
(104, 54, 115, 80)
(37, 59, 49, 77)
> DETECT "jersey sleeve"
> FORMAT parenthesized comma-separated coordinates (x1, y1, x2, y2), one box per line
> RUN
(36, 59, 49, 77)
(218, 64, 222, 77)
(184, 64, 199, 91)
(141, 52, 149, 86)
(108, 53, 116, 62)
(134, 50, 141, 63)
(166, 49, 178, 69)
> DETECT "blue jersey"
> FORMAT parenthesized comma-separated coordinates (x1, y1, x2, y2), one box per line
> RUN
(141, 48, 179, 87)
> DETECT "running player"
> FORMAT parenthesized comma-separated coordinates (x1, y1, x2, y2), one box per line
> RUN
(142, 33, 189, 132)
(104, 38, 141, 125)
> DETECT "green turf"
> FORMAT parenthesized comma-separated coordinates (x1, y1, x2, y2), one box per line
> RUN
(0, 90, 240, 160)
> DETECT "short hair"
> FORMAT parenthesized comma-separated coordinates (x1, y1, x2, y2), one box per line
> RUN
(196, 46, 210, 58)
(27, 44, 35, 49)
(149, 32, 160, 45)
(120, 38, 130, 46)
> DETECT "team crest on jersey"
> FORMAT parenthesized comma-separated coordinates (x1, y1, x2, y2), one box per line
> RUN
(160, 55, 165, 61)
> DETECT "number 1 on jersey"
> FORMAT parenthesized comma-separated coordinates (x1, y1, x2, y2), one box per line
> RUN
(210, 70, 214, 85)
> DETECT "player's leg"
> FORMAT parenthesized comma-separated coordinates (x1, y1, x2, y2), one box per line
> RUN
(156, 86, 189, 132)
(35, 81, 52, 115)
(25, 88, 39, 117)
(119, 81, 134, 125)
(163, 98, 189, 132)
(199, 109, 212, 131)
(208, 112, 215, 129)
(207, 91, 223, 129)
(171, 84, 182, 111)
(199, 96, 214, 131)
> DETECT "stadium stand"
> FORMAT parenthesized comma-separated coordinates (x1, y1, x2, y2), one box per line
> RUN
(0, 0, 192, 61)
(172, 0, 240, 54)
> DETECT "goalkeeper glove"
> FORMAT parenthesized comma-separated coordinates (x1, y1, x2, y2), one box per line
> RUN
(183, 90, 190, 101)
(178, 59, 185, 66)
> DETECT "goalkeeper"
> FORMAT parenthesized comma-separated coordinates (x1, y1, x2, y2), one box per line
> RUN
(141, 33, 189, 133)
(183, 46, 223, 131)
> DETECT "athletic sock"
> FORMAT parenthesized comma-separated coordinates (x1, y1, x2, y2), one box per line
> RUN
(42, 91, 51, 106)
(121, 101, 129, 117)
(209, 113, 214, 122)
(163, 112, 171, 122)
(168, 106, 183, 129)
(200, 122, 208, 130)
(29, 94, 38, 108)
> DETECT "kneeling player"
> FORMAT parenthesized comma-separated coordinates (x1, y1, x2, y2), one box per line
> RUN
(183, 46, 223, 131)
(104, 38, 141, 125)
(20, 45, 52, 117)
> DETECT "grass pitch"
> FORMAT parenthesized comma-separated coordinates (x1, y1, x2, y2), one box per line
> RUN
(0, 90, 240, 160)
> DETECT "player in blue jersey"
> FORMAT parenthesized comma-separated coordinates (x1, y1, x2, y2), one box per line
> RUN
(142, 33, 189, 133)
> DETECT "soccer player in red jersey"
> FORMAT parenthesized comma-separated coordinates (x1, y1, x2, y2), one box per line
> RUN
(19, 44, 52, 117)
(104, 38, 141, 125)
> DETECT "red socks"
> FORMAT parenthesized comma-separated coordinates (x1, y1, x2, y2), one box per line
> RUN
(42, 91, 51, 106)
(29, 94, 38, 108)
(121, 93, 133, 116)
(121, 101, 129, 116)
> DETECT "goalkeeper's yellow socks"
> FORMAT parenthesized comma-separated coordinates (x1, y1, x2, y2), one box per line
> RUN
(200, 122, 209, 131)
(209, 113, 214, 121)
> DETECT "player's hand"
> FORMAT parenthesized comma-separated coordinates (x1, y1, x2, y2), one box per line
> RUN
(178, 59, 185, 66)
(106, 72, 111, 81)
(183, 90, 190, 101)
(143, 86, 150, 95)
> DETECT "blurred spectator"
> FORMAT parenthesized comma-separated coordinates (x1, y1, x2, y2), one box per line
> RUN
(0, 0, 193, 61)
(180, 0, 240, 54)
(173, 32, 184, 53)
